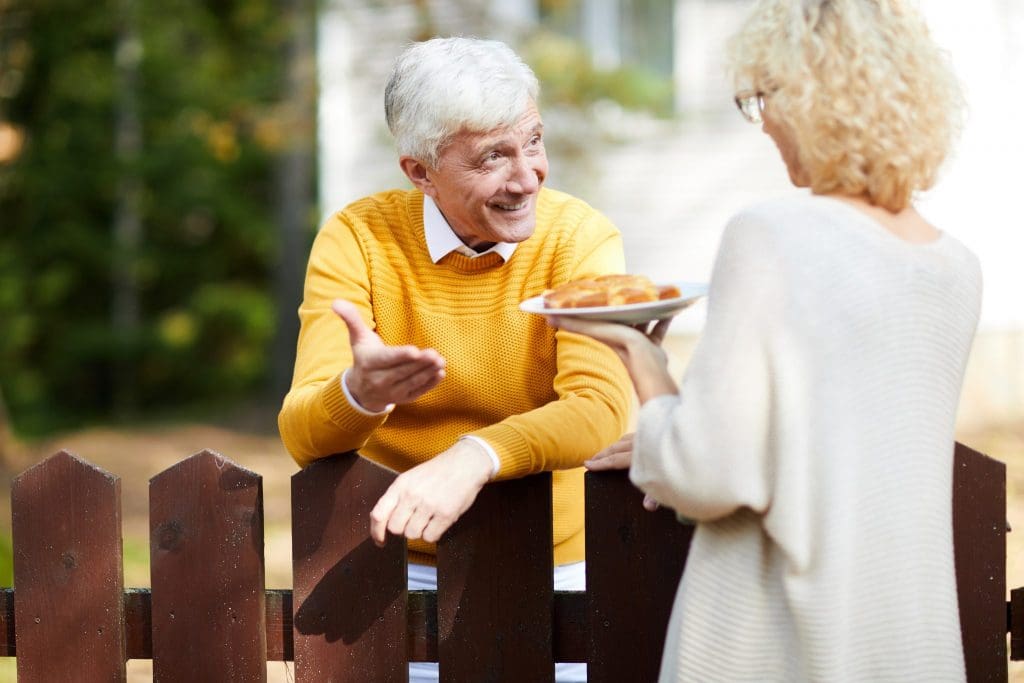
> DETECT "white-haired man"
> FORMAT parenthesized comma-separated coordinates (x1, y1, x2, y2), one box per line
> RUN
(279, 37, 632, 681)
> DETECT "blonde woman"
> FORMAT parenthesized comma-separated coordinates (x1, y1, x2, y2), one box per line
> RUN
(550, 0, 980, 680)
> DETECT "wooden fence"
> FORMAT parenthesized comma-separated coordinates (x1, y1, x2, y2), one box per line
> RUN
(0, 442, 1013, 681)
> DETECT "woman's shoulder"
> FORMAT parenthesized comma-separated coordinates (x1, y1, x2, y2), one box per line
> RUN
(718, 195, 820, 255)
(724, 193, 972, 253)
(727, 194, 849, 232)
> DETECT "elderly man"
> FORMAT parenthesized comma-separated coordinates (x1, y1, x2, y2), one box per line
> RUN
(278, 36, 632, 681)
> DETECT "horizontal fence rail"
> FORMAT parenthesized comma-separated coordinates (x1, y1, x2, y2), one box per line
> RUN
(1, 444, 1010, 681)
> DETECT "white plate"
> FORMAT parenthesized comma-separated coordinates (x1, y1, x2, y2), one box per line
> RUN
(519, 282, 708, 324)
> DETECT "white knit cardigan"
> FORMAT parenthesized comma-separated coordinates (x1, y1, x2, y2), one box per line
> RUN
(632, 195, 982, 682)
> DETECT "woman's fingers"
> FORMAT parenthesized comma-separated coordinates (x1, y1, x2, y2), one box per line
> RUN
(585, 433, 635, 470)
(648, 317, 673, 346)
(552, 314, 673, 352)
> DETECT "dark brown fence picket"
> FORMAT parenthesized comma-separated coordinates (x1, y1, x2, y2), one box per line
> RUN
(11, 450, 126, 682)
(408, 589, 439, 662)
(125, 588, 152, 659)
(291, 452, 407, 682)
(0, 589, 13, 657)
(149, 450, 266, 681)
(266, 589, 293, 661)
(585, 470, 694, 683)
(1011, 586, 1024, 661)
(437, 473, 554, 682)
(953, 442, 1007, 682)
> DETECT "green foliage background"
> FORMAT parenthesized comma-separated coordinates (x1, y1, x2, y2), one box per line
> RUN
(0, 0, 299, 434)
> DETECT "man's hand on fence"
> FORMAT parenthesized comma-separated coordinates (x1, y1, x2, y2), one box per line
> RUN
(369, 439, 493, 546)
(333, 299, 446, 412)
(585, 433, 660, 511)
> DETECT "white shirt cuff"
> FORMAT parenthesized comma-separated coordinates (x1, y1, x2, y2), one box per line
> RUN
(340, 369, 395, 416)
(459, 435, 501, 479)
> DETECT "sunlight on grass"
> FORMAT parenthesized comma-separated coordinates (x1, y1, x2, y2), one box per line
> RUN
(122, 535, 151, 587)
(0, 532, 11, 587)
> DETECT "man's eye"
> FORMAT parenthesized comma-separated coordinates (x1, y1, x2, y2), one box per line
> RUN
(529, 135, 542, 146)
(487, 152, 501, 161)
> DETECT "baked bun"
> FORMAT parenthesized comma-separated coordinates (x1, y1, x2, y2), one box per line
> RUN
(656, 283, 681, 300)
(543, 274, 678, 309)
(542, 279, 607, 309)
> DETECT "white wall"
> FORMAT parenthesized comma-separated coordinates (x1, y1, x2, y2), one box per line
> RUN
(917, 1, 1024, 330)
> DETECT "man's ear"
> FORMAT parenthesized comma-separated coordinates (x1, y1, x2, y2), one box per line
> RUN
(399, 156, 436, 197)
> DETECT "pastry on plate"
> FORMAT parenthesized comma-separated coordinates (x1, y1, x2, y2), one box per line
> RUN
(543, 274, 680, 309)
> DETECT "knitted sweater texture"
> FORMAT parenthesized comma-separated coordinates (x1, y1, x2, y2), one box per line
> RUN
(632, 195, 981, 682)
(279, 187, 633, 565)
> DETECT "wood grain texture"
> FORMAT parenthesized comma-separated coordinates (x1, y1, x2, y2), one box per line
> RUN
(437, 473, 554, 683)
(150, 450, 267, 681)
(291, 453, 407, 682)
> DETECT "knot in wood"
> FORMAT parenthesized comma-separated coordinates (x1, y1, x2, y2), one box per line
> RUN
(60, 551, 76, 570)
(157, 521, 184, 551)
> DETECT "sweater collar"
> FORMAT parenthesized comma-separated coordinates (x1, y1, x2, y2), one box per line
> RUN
(423, 195, 517, 264)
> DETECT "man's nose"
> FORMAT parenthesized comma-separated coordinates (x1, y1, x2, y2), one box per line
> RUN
(506, 156, 541, 195)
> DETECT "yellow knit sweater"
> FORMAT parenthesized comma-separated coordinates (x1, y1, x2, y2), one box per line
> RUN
(278, 187, 633, 565)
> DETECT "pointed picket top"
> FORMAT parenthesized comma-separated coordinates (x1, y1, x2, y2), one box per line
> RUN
(149, 447, 266, 681)
(290, 448, 397, 492)
(149, 448, 260, 488)
(12, 448, 126, 682)
(13, 449, 117, 489)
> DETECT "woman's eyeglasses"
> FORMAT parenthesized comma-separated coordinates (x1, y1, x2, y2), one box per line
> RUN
(734, 90, 766, 124)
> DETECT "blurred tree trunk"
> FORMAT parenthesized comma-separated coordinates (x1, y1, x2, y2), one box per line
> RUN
(413, 0, 438, 40)
(0, 387, 16, 469)
(112, 0, 142, 417)
(271, 0, 318, 402)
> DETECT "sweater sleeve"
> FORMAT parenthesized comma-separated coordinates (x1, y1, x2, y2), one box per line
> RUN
(470, 211, 635, 479)
(630, 212, 779, 521)
(277, 212, 389, 467)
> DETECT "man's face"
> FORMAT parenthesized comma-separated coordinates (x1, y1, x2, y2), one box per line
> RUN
(423, 100, 548, 250)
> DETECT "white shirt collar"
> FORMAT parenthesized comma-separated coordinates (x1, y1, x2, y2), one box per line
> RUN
(423, 195, 517, 263)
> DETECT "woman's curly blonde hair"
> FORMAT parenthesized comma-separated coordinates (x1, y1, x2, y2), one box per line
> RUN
(727, 0, 964, 212)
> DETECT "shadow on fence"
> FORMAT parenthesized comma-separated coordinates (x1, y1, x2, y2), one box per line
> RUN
(0, 443, 1011, 681)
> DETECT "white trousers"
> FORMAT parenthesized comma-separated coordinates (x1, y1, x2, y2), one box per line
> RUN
(408, 561, 587, 682)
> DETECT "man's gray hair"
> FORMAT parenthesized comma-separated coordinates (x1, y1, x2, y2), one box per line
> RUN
(385, 37, 540, 168)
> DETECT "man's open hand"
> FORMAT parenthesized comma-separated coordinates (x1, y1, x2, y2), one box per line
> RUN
(333, 299, 446, 412)
(369, 440, 494, 546)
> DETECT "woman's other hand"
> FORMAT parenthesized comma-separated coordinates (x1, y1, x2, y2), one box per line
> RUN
(585, 432, 635, 470)
(585, 433, 660, 511)
(549, 316, 672, 356)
